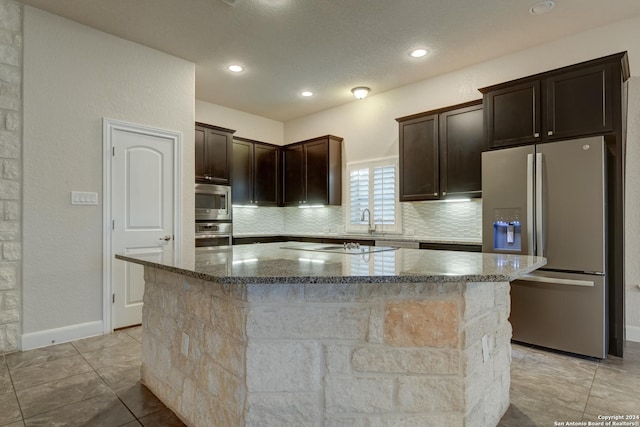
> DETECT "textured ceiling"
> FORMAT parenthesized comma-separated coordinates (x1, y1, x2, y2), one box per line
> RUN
(18, 0, 640, 122)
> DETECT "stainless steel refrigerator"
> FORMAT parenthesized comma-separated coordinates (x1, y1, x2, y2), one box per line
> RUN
(482, 136, 607, 358)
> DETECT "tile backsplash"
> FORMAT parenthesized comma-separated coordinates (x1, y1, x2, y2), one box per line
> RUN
(234, 199, 482, 242)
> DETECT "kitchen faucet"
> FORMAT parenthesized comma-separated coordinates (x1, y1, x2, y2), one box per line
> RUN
(360, 208, 376, 235)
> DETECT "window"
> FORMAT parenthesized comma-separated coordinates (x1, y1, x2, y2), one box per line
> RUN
(346, 157, 401, 234)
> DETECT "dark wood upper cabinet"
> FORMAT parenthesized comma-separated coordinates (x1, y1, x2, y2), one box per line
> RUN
(398, 114, 439, 201)
(282, 135, 342, 206)
(439, 102, 484, 198)
(544, 63, 613, 140)
(253, 143, 280, 205)
(232, 138, 280, 206)
(231, 139, 253, 204)
(283, 144, 305, 205)
(483, 80, 541, 148)
(195, 122, 235, 184)
(481, 52, 626, 149)
(397, 100, 483, 201)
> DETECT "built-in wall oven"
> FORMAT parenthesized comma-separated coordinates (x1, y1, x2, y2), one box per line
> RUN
(195, 183, 232, 248)
(195, 221, 232, 248)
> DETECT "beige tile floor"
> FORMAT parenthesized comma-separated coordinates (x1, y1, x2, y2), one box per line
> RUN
(1, 327, 639, 427)
(0, 326, 185, 427)
(499, 340, 640, 426)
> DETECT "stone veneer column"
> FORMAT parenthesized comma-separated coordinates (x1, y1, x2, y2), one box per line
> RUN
(0, 0, 22, 354)
(142, 268, 511, 427)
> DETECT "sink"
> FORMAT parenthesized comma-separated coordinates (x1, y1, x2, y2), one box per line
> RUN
(281, 245, 398, 254)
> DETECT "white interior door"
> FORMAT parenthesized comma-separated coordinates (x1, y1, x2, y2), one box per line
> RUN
(106, 120, 180, 329)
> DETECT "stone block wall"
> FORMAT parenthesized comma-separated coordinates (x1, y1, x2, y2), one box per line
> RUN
(0, 0, 21, 354)
(141, 268, 249, 426)
(142, 268, 511, 427)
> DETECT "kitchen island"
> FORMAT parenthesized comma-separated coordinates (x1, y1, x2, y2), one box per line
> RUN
(116, 242, 546, 427)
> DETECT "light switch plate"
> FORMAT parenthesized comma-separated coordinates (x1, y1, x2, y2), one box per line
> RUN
(71, 191, 98, 206)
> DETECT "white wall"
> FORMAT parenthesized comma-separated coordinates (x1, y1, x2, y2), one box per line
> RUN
(195, 99, 284, 145)
(283, 15, 640, 340)
(285, 14, 640, 159)
(22, 7, 195, 338)
(625, 77, 640, 341)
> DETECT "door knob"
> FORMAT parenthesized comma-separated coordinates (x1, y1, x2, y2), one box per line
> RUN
(159, 235, 172, 241)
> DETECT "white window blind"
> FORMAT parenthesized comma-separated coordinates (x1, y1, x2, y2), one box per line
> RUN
(346, 157, 400, 234)
(349, 168, 369, 225)
(373, 165, 395, 225)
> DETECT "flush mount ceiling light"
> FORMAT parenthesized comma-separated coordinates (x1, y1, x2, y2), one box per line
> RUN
(301, 91, 314, 97)
(409, 48, 428, 58)
(351, 87, 370, 100)
(228, 64, 244, 73)
(529, 0, 555, 15)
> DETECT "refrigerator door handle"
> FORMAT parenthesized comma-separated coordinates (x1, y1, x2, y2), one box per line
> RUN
(527, 153, 535, 255)
(519, 274, 595, 287)
(535, 152, 544, 257)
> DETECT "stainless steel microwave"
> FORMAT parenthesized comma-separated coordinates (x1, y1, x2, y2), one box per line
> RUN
(195, 183, 231, 221)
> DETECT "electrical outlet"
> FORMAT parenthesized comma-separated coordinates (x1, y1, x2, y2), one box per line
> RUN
(482, 335, 490, 363)
(181, 332, 190, 357)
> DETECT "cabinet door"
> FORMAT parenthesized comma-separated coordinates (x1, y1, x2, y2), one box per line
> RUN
(254, 143, 279, 206)
(439, 103, 484, 198)
(545, 64, 613, 140)
(304, 140, 329, 204)
(485, 80, 541, 148)
(283, 145, 305, 205)
(205, 128, 231, 185)
(399, 114, 439, 201)
(231, 140, 253, 205)
(195, 126, 207, 182)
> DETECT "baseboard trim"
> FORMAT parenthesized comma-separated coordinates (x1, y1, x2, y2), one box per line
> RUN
(21, 321, 104, 351)
(626, 325, 640, 343)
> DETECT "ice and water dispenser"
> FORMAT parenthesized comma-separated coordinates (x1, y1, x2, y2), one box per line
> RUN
(492, 208, 522, 252)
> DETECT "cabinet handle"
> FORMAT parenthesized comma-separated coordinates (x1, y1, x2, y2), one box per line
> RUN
(442, 192, 447, 196)
(534, 133, 540, 138)
(548, 130, 554, 136)
(433, 192, 438, 196)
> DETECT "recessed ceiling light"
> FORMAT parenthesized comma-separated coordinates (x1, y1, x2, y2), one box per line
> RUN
(410, 49, 428, 58)
(301, 91, 314, 97)
(529, 0, 555, 15)
(228, 64, 244, 73)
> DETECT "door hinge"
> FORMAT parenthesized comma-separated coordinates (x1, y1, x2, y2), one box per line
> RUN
(112, 293, 115, 303)
(112, 146, 115, 156)
(112, 220, 115, 230)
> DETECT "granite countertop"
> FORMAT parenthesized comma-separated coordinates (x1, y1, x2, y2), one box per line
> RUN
(232, 232, 481, 246)
(115, 241, 545, 285)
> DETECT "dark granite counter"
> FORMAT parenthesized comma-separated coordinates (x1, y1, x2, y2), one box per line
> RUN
(116, 241, 545, 285)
